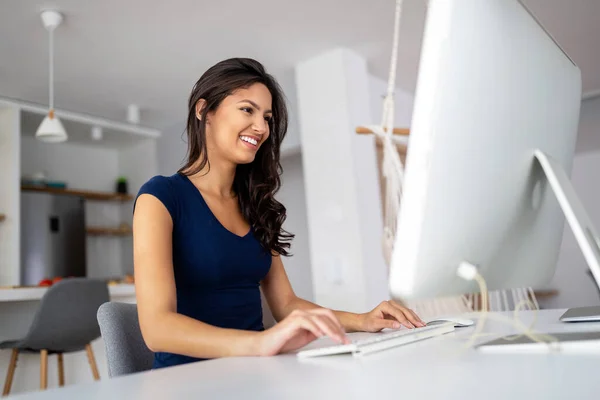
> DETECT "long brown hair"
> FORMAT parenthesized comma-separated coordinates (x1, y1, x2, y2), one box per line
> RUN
(179, 58, 294, 256)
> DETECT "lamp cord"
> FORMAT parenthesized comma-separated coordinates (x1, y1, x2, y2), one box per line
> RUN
(49, 27, 54, 112)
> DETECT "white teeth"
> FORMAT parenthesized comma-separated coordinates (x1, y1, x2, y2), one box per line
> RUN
(240, 136, 258, 146)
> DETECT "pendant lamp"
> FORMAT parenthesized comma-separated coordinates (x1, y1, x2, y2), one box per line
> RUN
(36, 10, 67, 143)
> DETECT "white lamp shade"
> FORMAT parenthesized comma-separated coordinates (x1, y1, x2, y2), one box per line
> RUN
(36, 113, 67, 143)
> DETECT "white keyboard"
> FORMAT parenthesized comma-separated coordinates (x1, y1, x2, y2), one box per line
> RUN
(296, 323, 455, 358)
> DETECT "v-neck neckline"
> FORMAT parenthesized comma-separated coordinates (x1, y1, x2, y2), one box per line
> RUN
(179, 173, 252, 239)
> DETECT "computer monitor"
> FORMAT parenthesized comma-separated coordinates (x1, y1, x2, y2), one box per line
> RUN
(388, 0, 600, 313)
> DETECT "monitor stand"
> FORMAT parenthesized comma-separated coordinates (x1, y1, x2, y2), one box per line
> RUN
(535, 150, 600, 322)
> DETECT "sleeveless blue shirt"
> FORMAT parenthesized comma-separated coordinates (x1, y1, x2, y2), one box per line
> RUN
(135, 173, 272, 369)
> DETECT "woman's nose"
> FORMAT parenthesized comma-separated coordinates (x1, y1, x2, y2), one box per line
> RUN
(252, 118, 268, 134)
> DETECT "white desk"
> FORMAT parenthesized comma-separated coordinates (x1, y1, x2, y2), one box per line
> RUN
(10, 309, 600, 399)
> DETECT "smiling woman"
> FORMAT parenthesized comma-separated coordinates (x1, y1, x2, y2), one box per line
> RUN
(132, 58, 424, 370)
(178, 59, 290, 254)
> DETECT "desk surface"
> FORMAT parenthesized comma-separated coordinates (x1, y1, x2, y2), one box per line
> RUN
(12, 309, 600, 399)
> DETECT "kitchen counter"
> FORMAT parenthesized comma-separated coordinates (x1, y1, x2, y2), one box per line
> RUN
(0, 283, 135, 302)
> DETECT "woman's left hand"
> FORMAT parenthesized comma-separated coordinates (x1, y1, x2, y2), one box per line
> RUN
(358, 300, 426, 332)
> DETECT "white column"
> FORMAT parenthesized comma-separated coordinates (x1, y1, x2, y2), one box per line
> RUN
(294, 48, 389, 313)
(0, 106, 21, 286)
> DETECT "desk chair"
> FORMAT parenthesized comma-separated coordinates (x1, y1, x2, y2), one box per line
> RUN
(1, 278, 109, 396)
(97, 302, 154, 377)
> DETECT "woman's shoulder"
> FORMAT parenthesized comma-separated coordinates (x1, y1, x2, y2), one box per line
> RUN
(135, 174, 185, 218)
(139, 173, 183, 195)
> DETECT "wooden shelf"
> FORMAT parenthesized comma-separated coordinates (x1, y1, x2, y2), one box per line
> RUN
(356, 126, 410, 136)
(532, 289, 559, 299)
(0, 214, 5, 222)
(21, 185, 133, 202)
(86, 226, 132, 236)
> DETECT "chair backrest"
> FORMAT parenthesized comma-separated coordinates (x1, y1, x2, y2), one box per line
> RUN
(21, 278, 109, 352)
(97, 302, 154, 377)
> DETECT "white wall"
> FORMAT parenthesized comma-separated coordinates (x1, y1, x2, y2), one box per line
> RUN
(118, 139, 159, 276)
(575, 96, 600, 153)
(295, 49, 375, 312)
(0, 106, 21, 285)
(20, 137, 119, 193)
(274, 69, 302, 154)
(156, 122, 187, 177)
(276, 154, 313, 301)
(369, 75, 415, 128)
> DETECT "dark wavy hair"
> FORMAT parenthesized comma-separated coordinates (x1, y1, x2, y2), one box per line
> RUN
(178, 58, 294, 256)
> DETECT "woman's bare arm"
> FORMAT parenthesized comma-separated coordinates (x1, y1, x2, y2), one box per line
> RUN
(261, 256, 363, 332)
(133, 194, 260, 358)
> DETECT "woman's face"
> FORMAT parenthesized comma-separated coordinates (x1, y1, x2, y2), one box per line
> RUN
(201, 83, 272, 165)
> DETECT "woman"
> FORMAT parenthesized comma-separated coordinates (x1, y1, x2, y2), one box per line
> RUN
(133, 57, 425, 369)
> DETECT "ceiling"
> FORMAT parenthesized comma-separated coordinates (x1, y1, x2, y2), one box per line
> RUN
(1, 0, 599, 131)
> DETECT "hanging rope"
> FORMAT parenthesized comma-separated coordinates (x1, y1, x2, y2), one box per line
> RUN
(363, 0, 406, 266)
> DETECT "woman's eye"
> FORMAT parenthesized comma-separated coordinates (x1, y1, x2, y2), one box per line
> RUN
(264, 116, 272, 122)
(241, 107, 252, 114)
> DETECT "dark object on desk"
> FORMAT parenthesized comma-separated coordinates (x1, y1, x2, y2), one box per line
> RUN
(559, 271, 600, 322)
(559, 306, 600, 322)
(0, 278, 109, 395)
(97, 302, 154, 378)
(477, 331, 600, 353)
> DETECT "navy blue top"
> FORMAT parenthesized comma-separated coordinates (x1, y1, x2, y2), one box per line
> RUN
(134, 173, 272, 369)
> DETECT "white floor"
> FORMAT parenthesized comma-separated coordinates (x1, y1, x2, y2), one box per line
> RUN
(0, 337, 109, 396)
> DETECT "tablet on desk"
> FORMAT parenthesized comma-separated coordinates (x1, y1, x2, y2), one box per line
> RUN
(477, 332, 600, 354)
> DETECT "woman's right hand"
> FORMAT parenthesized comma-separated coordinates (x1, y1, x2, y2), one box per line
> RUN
(256, 309, 351, 356)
